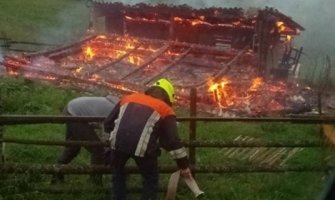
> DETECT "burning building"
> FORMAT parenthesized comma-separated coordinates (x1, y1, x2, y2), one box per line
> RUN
(2, 1, 313, 116)
(90, 1, 304, 79)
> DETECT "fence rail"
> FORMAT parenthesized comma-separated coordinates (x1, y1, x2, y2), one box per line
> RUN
(1, 112, 335, 198)
(0, 113, 334, 170)
(2, 114, 335, 124)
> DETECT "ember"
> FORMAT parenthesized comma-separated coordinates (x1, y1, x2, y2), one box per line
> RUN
(84, 46, 95, 61)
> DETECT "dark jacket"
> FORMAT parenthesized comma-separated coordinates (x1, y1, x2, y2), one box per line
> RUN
(104, 93, 189, 169)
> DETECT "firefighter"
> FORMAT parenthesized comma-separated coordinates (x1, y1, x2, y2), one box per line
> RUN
(104, 78, 191, 200)
(51, 95, 119, 184)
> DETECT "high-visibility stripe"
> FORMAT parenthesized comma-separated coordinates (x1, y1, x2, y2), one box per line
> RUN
(121, 93, 175, 118)
(169, 147, 188, 159)
(134, 111, 161, 157)
(109, 103, 128, 149)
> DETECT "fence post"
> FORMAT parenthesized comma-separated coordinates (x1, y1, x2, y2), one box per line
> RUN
(189, 88, 197, 167)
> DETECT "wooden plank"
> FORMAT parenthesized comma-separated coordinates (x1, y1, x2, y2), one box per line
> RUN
(120, 44, 170, 80)
(144, 47, 191, 84)
(89, 43, 142, 75)
(323, 124, 335, 144)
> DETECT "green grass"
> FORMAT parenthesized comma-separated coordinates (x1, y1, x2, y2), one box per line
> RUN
(0, 0, 89, 45)
(0, 0, 334, 199)
(0, 76, 332, 200)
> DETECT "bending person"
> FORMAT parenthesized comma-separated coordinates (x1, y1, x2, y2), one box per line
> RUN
(51, 95, 119, 184)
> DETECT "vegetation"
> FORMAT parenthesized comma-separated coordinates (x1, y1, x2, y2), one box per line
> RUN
(0, 1, 334, 200)
(0, 76, 331, 200)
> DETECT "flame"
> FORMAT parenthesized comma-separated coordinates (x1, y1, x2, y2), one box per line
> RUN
(128, 55, 143, 65)
(286, 35, 292, 42)
(84, 46, 95, 60)
(167, 50, 181, 56)
(276, 21, 286, 33)
(125, 15, 156, 23)
(208, 78, 232, 107)
(249, 77, 263, 91)
(125, 42, 135, 50)
(75, 66, 83, 73)
(207, 76, 287, 111)
(174, 17, 183, 22)
(232, 21, 241, 26)
(97, 35, 107, 39)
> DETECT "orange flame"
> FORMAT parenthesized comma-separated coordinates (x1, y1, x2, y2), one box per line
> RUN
(249, 77, 263, 91)
(276, 21, 286, 33)
(208, 78, 232, 107)
(75, 66, 83, 73)
(84, 46, 95, 60)
(174, 17, 183, 22)
(128, 55, 142, 65)
(97, 35, 107, 39)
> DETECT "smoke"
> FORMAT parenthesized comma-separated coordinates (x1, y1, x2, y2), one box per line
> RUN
(37, 1, 90, 45)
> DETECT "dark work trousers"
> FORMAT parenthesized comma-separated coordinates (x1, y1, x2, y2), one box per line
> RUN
(54, 110, 105, 183)
(110, 150, 158, 200)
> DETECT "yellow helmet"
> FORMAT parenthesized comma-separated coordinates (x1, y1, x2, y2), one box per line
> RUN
(153, 78, 175, 103)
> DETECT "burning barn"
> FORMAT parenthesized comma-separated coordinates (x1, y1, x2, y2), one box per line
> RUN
(90, 1, 304, 79)
(2, 1, 313, 116)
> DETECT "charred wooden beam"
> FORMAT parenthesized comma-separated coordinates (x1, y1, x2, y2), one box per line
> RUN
(120, 43, 170, 80)
(89, 43, 142, 75)
(180, 47, 248, 88)
(28, 35, 97, 58)
(113, 34, 241, 56)
(3, 62, 137, 95)
(144, 47, 191, 84)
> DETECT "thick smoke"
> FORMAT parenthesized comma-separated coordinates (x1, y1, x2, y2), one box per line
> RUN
(38, 1, 90, 45)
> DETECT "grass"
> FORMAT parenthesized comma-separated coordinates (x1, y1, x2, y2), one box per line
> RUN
(0, 1, 334, 199)
(0, 76, 331, 200)
(0, 0, 89, 45)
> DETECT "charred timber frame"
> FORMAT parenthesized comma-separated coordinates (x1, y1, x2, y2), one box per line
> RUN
(28, 35, 97, 59)
(3, 34, 246, 92)
(3, 61, 140, 95)
(120, 43, 170, 80)
(144, 47, 191, 84)
(180, 47, 248, 88)
(89, 43, 143, 75)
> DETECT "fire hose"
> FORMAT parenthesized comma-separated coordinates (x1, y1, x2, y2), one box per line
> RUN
(165, 170, 204, 200)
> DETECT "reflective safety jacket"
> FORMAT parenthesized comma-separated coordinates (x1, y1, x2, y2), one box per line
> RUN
(104, 93, 189, 169)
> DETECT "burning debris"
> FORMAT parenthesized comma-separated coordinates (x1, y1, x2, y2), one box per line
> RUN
(1, 2, 315, 116)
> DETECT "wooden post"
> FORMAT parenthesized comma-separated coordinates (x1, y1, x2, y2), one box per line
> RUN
(189, 88, 197, 167)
